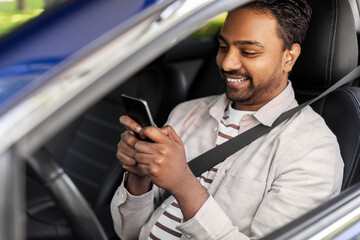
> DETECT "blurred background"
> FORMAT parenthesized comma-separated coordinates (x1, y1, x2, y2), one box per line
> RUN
(0, 0, 225, 37)
(0, 0, 68, 36)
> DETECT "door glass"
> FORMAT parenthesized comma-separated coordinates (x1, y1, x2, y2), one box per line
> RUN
(0, 0, 71, 36)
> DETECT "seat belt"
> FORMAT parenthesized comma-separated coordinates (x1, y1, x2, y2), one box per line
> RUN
(159, 65, 360, 203)
(190, 65, 360, 177)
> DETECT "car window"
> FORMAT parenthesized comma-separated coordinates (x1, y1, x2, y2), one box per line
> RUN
(191, 12, 227, 38)
(0, 0, 46, 36)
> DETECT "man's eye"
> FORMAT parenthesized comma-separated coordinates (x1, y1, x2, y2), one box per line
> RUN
(242, 51, 258, 56)
(219, 45, 228, 50)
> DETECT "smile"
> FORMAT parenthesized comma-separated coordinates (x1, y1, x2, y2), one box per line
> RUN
(227, 78, 247, 83)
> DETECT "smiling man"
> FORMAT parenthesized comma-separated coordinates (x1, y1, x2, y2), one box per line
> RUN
(111, 0, 344, 239)
(217, 3, 300, 111)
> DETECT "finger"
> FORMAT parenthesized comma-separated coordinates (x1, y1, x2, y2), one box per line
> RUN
(139, 126, 170, 143)
(122, 130, 139, 148)
(118, 137, 137, 157)
(117, 145, 146, 177)
(159, 125, 182, 143)
(134, 152, 155, 165)
(133, 140, 155, 154)
(116, 147, 137, 167)
(123, 165, 147, 177)
(136, 163, 152, 177)
(119, 115, 142, 133)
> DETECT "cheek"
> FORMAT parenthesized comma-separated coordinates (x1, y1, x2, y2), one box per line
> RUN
(247, 55, 281, 78)
(255, 54, 274, 69)
(243, 58, 268, 79)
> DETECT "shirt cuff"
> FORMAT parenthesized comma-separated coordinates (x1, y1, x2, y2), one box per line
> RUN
(177, 196, 240, 240)
(113, 172, 154, 212)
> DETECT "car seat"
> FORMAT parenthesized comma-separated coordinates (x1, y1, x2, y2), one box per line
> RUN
(26, 63, 187, 240)
(290, 0, 359, 190)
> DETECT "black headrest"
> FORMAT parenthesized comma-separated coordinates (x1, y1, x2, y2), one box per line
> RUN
(291, 0, 358, 90)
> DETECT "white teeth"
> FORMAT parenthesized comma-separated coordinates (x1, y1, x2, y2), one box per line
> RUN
(227, 78, 247, 82)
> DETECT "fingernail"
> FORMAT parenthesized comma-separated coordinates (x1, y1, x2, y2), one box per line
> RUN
(135, 126, 141, 133)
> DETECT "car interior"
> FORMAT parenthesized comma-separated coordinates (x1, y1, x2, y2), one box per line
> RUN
(24, 0, 360, 239)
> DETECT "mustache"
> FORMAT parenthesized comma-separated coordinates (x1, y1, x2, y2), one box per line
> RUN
(220, 69, 251, 79)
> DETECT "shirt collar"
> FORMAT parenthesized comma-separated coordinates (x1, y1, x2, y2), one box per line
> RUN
(208, 81, 298, 127)
(209, 94, 230, 122)
(254, 81, 298, 126)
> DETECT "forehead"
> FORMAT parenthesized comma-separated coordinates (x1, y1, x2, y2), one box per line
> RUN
(220, 7, 281, 46)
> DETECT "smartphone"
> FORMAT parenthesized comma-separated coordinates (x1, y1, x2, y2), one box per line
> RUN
(121, 94, 156, 140)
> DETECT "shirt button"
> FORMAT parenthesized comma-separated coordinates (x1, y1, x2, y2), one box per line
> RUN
(214, 126, 218, 131)
(186, 234, 191, 239)
(161, 204, 166, 208)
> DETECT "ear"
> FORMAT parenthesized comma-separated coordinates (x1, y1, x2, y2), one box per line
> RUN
(283, 43, 301, 73)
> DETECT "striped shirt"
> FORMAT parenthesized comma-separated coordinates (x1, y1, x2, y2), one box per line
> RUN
(148, 103, 254, 240)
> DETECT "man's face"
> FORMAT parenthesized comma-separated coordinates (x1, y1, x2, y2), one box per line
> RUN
(216, 8, 290, 111)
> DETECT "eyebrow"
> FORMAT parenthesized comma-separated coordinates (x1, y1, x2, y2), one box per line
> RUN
(218, 34, 265, 48)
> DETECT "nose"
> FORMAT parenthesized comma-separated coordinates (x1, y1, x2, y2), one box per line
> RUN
(220, 49, 242, 72)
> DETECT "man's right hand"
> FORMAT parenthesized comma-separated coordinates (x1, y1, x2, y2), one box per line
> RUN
(116, 115, 152, 195)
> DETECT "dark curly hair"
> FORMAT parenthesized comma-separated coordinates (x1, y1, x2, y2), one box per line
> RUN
(244, 0, 312, 50)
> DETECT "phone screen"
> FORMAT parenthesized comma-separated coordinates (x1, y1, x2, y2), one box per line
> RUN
(121, 94, 156, 128)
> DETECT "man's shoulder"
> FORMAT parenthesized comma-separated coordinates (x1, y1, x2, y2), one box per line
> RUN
(286, 105, 338, 141)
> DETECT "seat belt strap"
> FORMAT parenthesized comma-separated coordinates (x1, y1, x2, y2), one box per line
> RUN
(189, 65, 360, 177)
(160, 65, 360, 203)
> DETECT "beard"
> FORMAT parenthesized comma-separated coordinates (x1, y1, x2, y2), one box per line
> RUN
(222, 58, 283, 106)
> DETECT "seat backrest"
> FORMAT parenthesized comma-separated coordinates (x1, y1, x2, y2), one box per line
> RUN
(348, 0, 360, 65)
(290, 0, 360, 190)
(185, 39, 225, 100)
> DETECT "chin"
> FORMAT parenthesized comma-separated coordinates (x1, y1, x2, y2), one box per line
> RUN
(225, 91, 252, 103)
(226, 87, 252, 103)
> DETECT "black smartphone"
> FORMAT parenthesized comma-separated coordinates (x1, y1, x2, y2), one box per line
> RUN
(121, 94, 156, 140)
